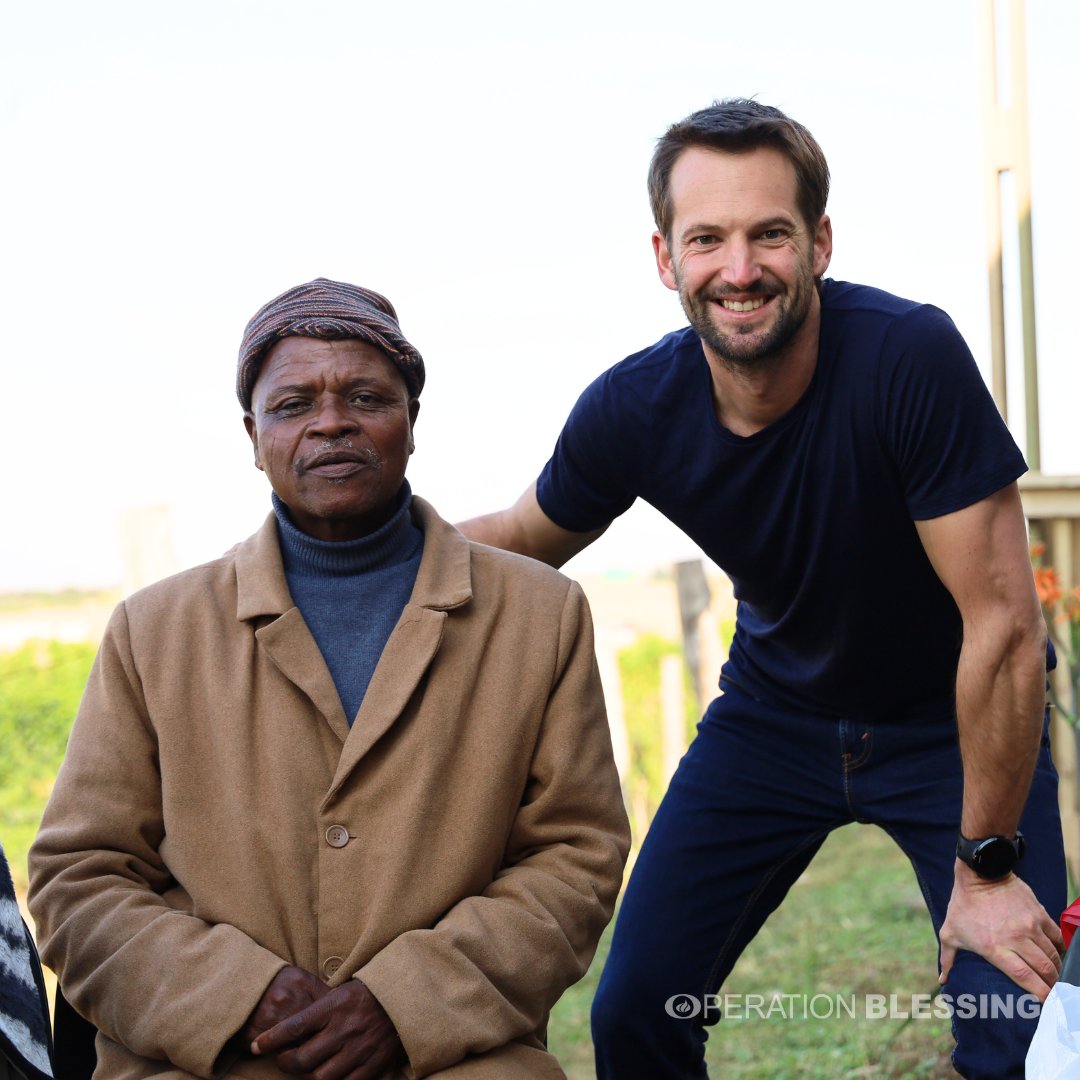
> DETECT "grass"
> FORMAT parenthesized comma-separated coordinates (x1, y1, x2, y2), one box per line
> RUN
(0, 589, 116, 612)
(0, 631, 969, 1078)
(548, 824, 956, 1079)
(1, 640, 98, 891)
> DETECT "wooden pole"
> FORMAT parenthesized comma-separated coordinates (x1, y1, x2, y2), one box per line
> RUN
(983, 0, 1080, 883)
(660, 653, 686, 786)
(979, 0, 1040, 467)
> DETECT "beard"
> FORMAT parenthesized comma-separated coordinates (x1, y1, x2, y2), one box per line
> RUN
(675, 259, 817, 371)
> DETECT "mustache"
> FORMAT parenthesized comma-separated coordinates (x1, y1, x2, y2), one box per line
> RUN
(295, 438, 381, 474)
(702, 282, 782, 301)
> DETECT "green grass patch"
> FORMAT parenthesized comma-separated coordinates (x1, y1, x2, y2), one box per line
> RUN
(0, 631, 968, 1077)
(0, 589, 116, 612)
(0, 640, 96, 890)
(549, 825, 955, 1079)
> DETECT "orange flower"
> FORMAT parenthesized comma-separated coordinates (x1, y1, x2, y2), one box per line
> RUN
(1031, 541, 1047, 560)
(1063, 588, 1080, 623)
(1034, 566, 1062, 607)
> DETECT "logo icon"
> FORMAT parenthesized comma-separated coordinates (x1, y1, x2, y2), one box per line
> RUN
(665, 994, 701, 1019)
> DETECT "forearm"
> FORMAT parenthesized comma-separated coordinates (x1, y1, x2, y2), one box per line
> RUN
(456, 507, 528, 554)
(456, 482, 606, 568)
(915, 485, 1049, 840)
(32, 801, 288, 1077)
(917, 487, 1064, 996)
(941, 623, 1063, 1000)
(954, 614, 1047, 838)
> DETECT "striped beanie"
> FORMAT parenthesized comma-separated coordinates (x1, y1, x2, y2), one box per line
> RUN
(237, 278, 425, 408)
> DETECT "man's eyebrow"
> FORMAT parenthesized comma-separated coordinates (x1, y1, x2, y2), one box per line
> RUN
(265, 374, 396, 401)
(679, 213, 799, 242)
(342, 375, 392, 387)
(752, 214, 800, 231)
(264, 381, 315, 399)
(679, 221, 720, 241)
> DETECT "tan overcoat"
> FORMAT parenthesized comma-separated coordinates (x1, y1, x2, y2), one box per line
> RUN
(29, 497, 630, 1079)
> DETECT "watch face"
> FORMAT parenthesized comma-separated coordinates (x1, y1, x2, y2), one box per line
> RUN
(973, 837, 1019, 879)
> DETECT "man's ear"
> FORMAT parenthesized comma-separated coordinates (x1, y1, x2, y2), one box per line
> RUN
(813, 214, 833, 279)
(653, 230, 678, 292)
(243, 412, 263, 471)
(407, 398, 420, 455)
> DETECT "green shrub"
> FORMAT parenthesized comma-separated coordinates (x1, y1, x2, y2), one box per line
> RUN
(0, 640, 95, 888)
(618, 634, 698, 842)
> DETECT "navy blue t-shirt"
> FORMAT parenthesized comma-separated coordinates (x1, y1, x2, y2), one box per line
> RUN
(537, 279, 1028, 720)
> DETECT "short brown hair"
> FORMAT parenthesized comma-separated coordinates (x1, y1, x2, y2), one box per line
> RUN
(648, 99, 830, 241)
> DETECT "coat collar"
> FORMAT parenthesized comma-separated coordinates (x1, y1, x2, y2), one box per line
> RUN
(234, 493, 474, 623)
(234, 492, 478, 771)
(234, 513, 293, 621)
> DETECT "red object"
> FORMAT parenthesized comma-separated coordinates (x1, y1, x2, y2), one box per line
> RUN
(1062, 897, 1080, 950)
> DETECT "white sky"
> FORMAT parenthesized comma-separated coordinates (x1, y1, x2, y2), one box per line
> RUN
(2, 0, 1077, 591)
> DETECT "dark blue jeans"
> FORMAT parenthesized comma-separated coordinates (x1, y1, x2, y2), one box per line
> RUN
(591, 686, 1067, 1079)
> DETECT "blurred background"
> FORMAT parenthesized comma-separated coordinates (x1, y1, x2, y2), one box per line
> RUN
(3, 2, 1077, 1075)
(2, 0, 1077, 591)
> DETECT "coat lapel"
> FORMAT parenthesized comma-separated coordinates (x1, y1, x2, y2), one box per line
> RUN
(235, 513, 350, 741)
(326, 497, 473, 801)
(234, 499, 475, 783)
(326, 605, 447, 799)
(256, 611, 351, 741)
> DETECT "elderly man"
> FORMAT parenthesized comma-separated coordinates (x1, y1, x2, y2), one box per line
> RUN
(459, 100, 1067, 1079)
(29, 279, 630, 1080)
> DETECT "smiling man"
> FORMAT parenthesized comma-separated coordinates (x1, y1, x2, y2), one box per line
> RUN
(458, 100, 1067, 1079)
(29, 278, 629, 1080)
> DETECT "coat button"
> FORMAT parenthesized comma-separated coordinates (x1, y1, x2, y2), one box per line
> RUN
(323, 956, 344, 978)
(325, 825, 349, 848)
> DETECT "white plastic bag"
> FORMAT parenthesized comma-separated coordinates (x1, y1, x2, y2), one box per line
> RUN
(1026, 981, 1080, 1078)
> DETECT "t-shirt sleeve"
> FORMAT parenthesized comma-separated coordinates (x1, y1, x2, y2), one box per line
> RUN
(536, 371, 638, 533)
(878, 304, 1027, 520)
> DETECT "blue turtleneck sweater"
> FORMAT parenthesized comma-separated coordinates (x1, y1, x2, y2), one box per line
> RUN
(273, 483, 424, 726)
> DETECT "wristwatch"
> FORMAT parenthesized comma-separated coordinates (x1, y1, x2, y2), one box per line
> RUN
(956, 832, 1025, 880)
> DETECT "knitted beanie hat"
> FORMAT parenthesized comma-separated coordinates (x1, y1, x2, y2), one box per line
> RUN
(237, 277, 425, 408)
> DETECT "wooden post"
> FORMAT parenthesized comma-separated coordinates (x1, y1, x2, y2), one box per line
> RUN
(980, 0, 1079, 885)
(117, 505, 178, 597)
(660, 653, 686, 786)
(1047, 515, 1080, 886)
(675, 560, 711, 714)
(594, 630, 631, 785)
(979, 0, 1040, 466)
(697, 607, 725, 710)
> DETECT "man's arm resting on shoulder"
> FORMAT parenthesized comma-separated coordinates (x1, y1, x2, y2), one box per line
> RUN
(915, 482, 1064, 1000)
(457, 482, 608, 568)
